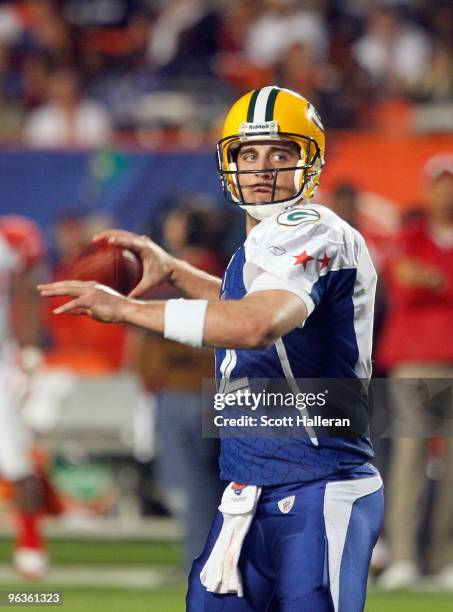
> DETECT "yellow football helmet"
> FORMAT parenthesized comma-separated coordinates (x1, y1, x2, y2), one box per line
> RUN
(216, 86, 325, 220)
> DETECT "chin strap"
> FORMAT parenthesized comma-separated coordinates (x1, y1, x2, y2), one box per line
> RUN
(240, 194, 306, 220)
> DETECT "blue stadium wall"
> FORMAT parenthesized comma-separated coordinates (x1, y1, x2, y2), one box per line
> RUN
(0, 150, 224, 233)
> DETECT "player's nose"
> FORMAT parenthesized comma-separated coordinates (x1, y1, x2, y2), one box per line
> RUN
(253, 157, 274, 178)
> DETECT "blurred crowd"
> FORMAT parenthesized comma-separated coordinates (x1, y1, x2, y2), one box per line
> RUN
(0, 0, 452, 147)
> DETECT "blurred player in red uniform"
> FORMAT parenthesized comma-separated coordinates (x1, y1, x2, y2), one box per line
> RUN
(0, 215, 60, 579)
(377, 154, 453, 588)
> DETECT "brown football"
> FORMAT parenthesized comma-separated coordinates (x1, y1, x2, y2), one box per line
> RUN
(69, 240, 143, 296)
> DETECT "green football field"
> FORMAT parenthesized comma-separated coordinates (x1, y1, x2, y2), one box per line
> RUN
(0, 538, 451, 611)
(1, 586, 453, 612)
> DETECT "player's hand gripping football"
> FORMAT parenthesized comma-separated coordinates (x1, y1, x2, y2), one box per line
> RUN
(37, 281, 128, 322)
(92, 229, 174, 297)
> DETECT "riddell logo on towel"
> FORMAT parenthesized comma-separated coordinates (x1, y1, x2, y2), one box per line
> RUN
(278, 495, 295, 514)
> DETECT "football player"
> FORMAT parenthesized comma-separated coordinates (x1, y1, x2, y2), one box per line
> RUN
(39, 86, 384, 611)
(0, 215, 58, 579)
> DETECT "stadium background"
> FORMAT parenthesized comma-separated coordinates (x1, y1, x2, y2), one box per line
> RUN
(0, 0, 452, 610)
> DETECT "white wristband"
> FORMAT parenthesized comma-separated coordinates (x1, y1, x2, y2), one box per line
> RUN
(164, 299, 208, 347)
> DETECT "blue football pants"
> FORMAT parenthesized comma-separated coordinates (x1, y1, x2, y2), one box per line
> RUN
(187, 475, 384, 612)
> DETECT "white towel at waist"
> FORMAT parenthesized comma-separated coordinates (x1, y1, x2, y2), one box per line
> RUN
(200, 482, 262, 597)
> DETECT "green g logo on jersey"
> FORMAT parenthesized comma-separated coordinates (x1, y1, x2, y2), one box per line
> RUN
(277, 208, 321, 227)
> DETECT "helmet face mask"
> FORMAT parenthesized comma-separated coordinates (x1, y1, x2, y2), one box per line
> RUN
(216, 87, 325, 220)
(217, 132, 322, 206)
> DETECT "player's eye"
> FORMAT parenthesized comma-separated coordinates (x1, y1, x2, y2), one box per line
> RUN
(272, 152, 290, 163)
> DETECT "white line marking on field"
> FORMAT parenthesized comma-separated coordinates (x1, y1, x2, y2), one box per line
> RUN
(0, 565, 181, 589)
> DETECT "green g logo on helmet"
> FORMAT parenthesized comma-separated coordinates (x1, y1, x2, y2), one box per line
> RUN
(277, 208, 321, 227)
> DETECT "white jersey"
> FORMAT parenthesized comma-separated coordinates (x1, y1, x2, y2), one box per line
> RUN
(215, 202, 378, 486)
(242, 202, 377, 378)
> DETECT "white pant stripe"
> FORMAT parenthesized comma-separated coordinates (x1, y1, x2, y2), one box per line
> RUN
(323, 474, 383, 611)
